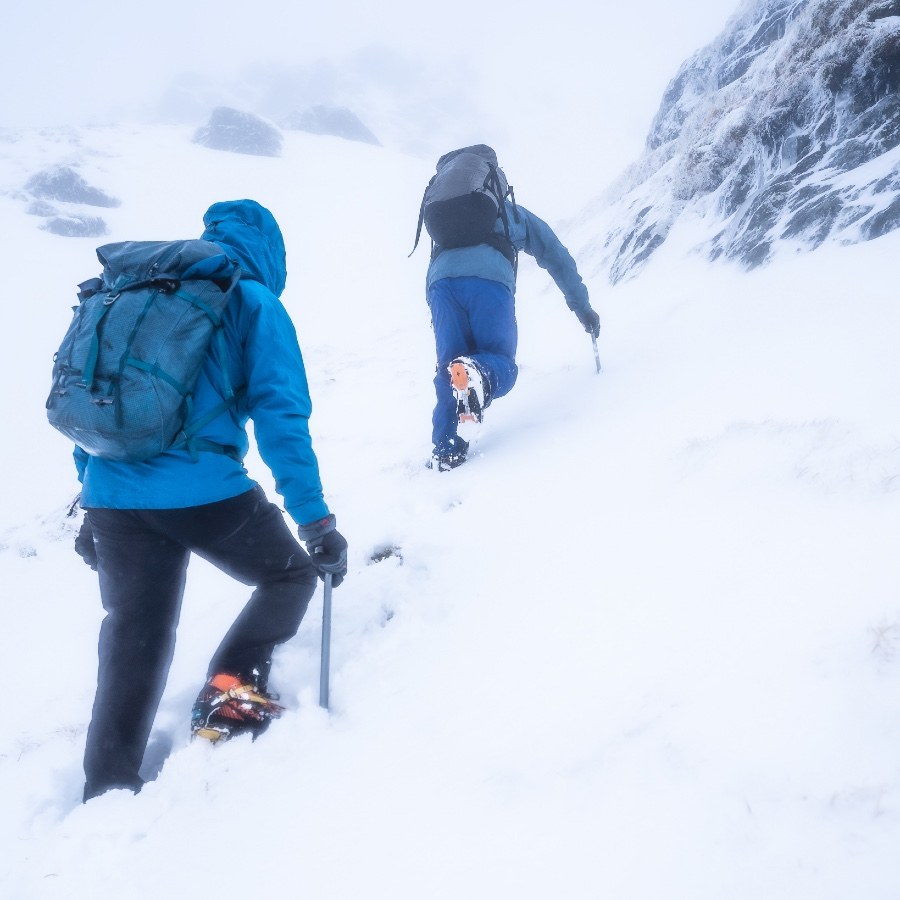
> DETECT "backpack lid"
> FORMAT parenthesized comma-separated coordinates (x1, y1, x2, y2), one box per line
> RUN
(435, 144, 499, 172)
(96, 240, 235, 293)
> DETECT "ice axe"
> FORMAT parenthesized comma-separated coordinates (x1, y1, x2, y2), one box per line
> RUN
(592, 335, 602, 374)
(319, 572, 333, 709)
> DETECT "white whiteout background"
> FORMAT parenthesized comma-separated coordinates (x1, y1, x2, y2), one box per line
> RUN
(2, 1, 899, 898)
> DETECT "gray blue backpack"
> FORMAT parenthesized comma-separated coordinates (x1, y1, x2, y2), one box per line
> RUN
(46, 239, 241, 461)
(410, 144, 518, 263)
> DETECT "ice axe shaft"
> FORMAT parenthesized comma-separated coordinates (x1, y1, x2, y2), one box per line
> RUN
(319, 572, 333, 709)
(592, 335, 602, 373)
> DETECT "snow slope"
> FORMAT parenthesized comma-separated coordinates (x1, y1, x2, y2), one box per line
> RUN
(1, 123, 899, 899)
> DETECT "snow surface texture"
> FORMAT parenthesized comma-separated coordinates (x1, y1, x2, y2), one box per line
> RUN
(593, 0, 900, 281)
(1, 126, 899, 899)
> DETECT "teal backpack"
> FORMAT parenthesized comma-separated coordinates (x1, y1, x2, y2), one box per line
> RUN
(46, 239, 241, 461)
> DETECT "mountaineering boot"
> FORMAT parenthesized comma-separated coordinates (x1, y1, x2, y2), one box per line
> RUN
(191, 673, 284, 743)
(429, 436, 469, 472)
(448, 357, 489, 424)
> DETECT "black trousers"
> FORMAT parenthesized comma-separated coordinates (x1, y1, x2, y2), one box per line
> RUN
(82, 486, 318, 800)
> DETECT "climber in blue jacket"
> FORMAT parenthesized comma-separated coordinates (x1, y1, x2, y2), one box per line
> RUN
(420, 151, 600, 470)
(74, 199, 348, 800)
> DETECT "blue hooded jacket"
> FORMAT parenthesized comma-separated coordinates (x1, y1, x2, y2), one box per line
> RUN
(426, 202, 590, 313)
(75, 199, 330, 526)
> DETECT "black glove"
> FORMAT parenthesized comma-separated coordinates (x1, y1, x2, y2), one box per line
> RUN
(74, 517, 98, 571)
(298, 514, 348, 588)
(575, 305, 601, 338)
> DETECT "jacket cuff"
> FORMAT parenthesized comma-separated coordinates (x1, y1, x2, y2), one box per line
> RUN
(298, 513, 336, 542)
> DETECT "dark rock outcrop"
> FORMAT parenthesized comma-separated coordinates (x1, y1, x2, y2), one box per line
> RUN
(282, 105, 380, 145)
(599, 0, 900, 281)
(193, 107, 283, 157)
(40, 215, 109, 238)
(26, 199, 57, 217)
(25, 166, 120, 208)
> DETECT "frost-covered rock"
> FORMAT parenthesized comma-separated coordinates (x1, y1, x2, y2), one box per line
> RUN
(600, 0, 900, 281)
(282, 105, 380, 145)
(193, 107, 283, 157)
(25, 166, 120, 208)
(40, 215, 108, 238)
(26, 199, 56, 217)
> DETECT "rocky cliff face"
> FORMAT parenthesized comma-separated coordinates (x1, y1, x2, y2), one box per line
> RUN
(599, 0, 900, 282)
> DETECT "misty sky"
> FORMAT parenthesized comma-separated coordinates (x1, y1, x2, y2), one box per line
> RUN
(3, 0, 742, 208)
(6, 1, 738, 127)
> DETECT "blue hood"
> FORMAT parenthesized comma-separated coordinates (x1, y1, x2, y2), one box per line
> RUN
(201, 199, 287, 297)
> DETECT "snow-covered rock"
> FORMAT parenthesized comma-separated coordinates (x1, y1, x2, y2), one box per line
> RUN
(193, 106, 283, 157)
(40, 214, 108, 238)
(282, 105, 380, 145)
(25, 165, 120, 208)
(600, 0, 900, 281)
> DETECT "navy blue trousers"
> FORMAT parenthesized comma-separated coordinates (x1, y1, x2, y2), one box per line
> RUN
(427, 276, 518, 451)
(82, 486, 317, 800)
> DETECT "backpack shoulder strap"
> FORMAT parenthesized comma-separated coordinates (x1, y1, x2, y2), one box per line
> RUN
(409, 176, 436, 257)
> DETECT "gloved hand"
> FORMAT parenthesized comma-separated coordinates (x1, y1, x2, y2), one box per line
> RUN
(575, 305, 601, 338)
(74, 517, 98, 571)
(298, 514, 348, 588)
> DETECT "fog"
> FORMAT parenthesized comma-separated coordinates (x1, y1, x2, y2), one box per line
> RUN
(5, 0, 739, 194)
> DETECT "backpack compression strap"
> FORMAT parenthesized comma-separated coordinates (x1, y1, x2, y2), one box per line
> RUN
(170, 265, 244, 461)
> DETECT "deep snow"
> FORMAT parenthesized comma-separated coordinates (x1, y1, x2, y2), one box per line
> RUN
(1, 119, 899, 898)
